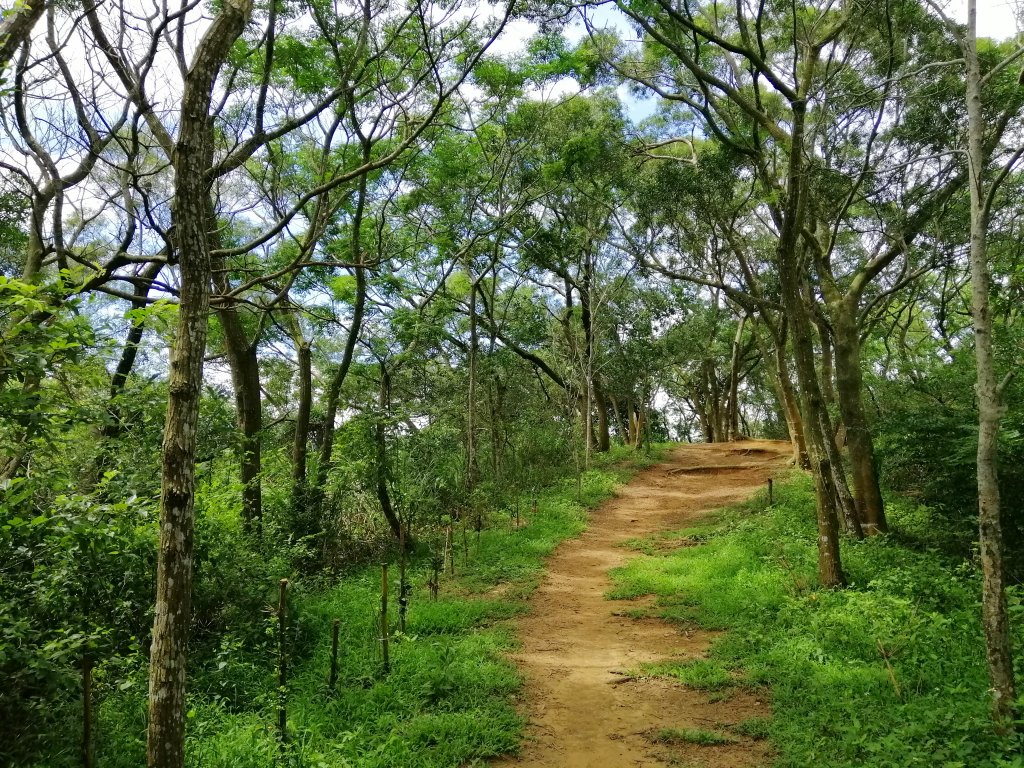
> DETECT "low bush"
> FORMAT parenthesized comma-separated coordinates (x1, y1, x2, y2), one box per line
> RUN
(85, 445, 666, 768)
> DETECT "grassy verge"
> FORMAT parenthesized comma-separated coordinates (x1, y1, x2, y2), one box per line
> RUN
(609, 472, 1024, 768)
(91, 444, 666, 768)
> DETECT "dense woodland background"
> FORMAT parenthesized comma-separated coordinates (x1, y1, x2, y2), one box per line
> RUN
(2, 0, 1024, 765)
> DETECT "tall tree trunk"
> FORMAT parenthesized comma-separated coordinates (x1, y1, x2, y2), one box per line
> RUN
(375, 363, 401, 540)
(774, 90, 845, 588)
(592, 380, 611, 452)
(630, 400, 647, 449)
(816, 396, 864, 540)
(964, 0, 1016, 722)
(0, 0, 46, 72)
(580, 257, 592, 465)
(487, 378, 501, 479)
(727, 314, 747, 440)
(781, 285, 847, 585)
(627, 397, 643, 447)
(291, 338, 312, 499)
(147, 2, 250, 765)
(103, 261, 164, 440)
(832, 300, 887, 534)
(815, 312, 837, 411)
(610, 394, 624, 444)
(467, 278, 480, 491)
(314, 167, 369, 496)
(215, 304, 262, 531)
(315, 264, 366, 493)
(757, 319, 808, 466)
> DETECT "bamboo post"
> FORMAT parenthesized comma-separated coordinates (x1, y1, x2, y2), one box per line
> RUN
(429, 552, 440, 600)
(445, 524, 454, 575)
(399, 525, 409, 634)
(380, 564, 390, 674)
(82, 653, 93, 768)
(328, 619, 340, 689)
(277, 579, 288, 752)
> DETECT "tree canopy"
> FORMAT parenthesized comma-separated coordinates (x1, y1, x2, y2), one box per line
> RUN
(2, 0, 1024, 765)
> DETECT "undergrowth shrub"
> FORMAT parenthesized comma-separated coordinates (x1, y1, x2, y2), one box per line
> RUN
(86, 444, 667, 768)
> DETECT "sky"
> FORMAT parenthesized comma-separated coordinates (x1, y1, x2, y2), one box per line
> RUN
(952, 0, 1020, 38)
(488, 1, 1022, 124)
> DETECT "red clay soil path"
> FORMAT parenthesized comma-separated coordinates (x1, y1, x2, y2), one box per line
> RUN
(492, 440, 792, 768)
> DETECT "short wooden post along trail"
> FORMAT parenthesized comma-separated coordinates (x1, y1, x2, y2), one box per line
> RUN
(277, 578, 288, 752)
(380, 564, 390, 674)
(328, 618, 340, 689)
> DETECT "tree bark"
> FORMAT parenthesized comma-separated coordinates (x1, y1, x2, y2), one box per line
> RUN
(727, 314, 747, 440)
(314, 168, 369, 496)
(487, 378, 501, 479)
(315, 264, 366, 493)
(758, 320, 808, 467)
(214, 300, 262, 531)
(774, 88, 845, 587)
(814, 311, 836, 411)
(0, 0, 46, 74)
(467, 277, 480, 491)
(610, 394, 624, 444)
(815, 392, 864, 540)
(577, 246, 611, 453)
(102, 261, 165, 440)
(832, 299, 887, 534)
(291, 336, 312, 498)
(964, 0, 1016, 723)
(374, 363, 401, 540)
(147, 2, 251, 766)
(592, 380, 611, 452)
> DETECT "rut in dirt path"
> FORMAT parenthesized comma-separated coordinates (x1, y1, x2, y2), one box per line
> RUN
(492, 440, 791, 768)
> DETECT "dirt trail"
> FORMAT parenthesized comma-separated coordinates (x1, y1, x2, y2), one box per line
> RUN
(492, 440, 791, 768)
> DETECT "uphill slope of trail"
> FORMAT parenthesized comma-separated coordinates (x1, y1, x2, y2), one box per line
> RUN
(492, 440, 792, 768)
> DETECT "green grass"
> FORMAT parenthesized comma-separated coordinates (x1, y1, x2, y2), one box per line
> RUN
(87, 444, 667, 768)
(732, 717, 770, 740)
(609, 472, 1024, 768)
(654, 726, 737, 746)
(640, 658, 737, 690)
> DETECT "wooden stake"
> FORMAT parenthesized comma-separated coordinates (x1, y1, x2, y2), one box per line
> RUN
(380, 564, 390, 674)
(277, 578, 288, 752)
(82, 653, 94, 768)
(429, 552, 440, 600)
(328, 619, 340, 689)
(399, 525, 408, 634)
(768, 478, 774, 505)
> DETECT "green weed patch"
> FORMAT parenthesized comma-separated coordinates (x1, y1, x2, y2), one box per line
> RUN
(640, 658, 737, 690)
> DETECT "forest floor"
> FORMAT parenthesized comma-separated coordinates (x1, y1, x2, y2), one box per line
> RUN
(492, 440, 791, 768)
